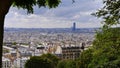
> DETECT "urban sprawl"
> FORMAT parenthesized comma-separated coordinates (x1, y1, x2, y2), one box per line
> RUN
(2, 28, 95, 68)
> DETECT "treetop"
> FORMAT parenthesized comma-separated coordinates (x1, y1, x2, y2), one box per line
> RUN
(12, 0, 61, 13)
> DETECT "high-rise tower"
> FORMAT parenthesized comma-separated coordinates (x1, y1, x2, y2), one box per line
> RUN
(72, 22, 76, 31)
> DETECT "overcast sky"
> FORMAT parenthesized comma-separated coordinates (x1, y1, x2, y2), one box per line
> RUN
(5, 0, 103, 28)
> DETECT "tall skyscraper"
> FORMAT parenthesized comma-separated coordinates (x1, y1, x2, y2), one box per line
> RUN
(72, 22, 76, 31)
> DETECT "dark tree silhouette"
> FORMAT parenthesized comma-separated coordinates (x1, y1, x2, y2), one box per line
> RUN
(25, 56, 54, 68)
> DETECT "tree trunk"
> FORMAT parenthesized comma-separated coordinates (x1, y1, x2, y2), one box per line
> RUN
(0, 15, 5, 68)
(0, 0, 12, 67)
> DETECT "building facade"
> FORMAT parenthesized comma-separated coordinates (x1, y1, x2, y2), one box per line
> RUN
(2, 57, 12, 68)
(61, 46, 81, 60)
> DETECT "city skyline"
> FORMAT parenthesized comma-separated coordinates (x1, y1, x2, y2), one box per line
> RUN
(5, 0, 103, 28)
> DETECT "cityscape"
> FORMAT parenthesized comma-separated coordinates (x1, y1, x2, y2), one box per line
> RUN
(1, 0, 120, 68)
(2, 23, 96, 68)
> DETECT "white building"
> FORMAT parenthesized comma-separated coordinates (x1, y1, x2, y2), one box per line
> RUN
(2, 57, 12, 68)
(20, 57, 29, 68)
(14, 57, 29, 68)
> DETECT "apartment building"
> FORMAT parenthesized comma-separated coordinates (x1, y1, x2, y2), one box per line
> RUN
(61, 46, 81, 60)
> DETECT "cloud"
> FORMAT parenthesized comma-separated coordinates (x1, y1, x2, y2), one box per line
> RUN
(5, 0, 103, 28)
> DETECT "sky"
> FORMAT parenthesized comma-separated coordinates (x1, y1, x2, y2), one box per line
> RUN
(5, 0, 103, 28)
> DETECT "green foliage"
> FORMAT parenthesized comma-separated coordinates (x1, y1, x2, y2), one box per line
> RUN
(78, 48, 93, 68)
(90, 27, 120, 68)
(57, 60, 67, 68)
(65, 60, 77, 68)
(57, 60, 77, 68)
(25, 56, 53, 68)
(13, 0, 36, 13)
(78, 27, 120, 68)
(37, 0, 46, 7)
(80, 1, 120, 64)
(3, 49, 9, 53)
(13, 42, 17, 45)
(12, 0, 61, 13)
(93, 0, 120, 25)
(45, 0, 61, 8)
(40, 53, 60, 67)
(25, 53, 60, 68)
(93, 27, 120, 52)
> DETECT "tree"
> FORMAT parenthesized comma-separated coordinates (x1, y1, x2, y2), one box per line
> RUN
(65, 60, 77, 68)
(57, 59, 77, 68)
(25, 53, 60, 68)
(40, 53, 60, 68)
(92, 0, 120, 67)
(87, 0, 120, 67)
(25, 56, 54, 68)
(77, 0, 120, 68)
(89, 27, 120, 68)
(78, 28, 120, 68)
(0, 0, 61, 67)
(57, 60, 67, 68)
(93, 0, 120, 26)
(78, 48, 93, 68)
